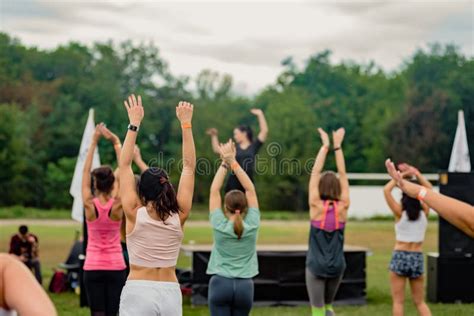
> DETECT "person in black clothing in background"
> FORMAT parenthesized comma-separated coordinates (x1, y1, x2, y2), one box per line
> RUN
(9, 225, 42, 284)
(206, 108, 269, 192)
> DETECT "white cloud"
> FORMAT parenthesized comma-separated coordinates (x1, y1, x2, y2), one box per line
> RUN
(0, 0, 472, 95)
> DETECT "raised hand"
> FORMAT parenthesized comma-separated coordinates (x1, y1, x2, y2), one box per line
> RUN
(99, 124, 120, 145)
(218, 140, 237, 164)
(123, 94, 144, 126)
(398, 163, 419, 178)
(206, 128, 218, 136)
(250, 108, 263, 116)
(332, 128, 345, 148)
(386, 159, 405, 189)
(176, 101, 194, 124)
(93, 124, 102, 143)
(318, 128, 330, 148)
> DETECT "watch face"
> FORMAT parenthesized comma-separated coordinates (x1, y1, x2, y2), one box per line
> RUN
(128, 124, 138, 131)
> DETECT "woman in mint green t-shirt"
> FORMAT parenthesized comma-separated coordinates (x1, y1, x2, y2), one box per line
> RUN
(207, 140, 260, 316)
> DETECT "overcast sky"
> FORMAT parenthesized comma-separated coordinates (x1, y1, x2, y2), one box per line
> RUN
(1, 0, 472, 94)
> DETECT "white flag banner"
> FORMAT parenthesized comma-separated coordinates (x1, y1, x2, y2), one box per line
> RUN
(70, 109, 101, 222)
(448, 110, 471, 172)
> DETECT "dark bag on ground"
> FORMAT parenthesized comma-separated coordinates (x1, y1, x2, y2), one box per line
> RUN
(49, 270, 68, 293)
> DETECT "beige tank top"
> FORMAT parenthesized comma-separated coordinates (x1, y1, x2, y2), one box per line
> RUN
(126, 207, 183, 268)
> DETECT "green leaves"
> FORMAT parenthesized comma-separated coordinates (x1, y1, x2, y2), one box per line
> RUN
(0, 31, 472, 210)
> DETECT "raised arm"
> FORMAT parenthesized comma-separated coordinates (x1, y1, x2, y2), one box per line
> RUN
(206, 128, 220, 154)
(220, 140, 259, 208)
(386, 159, 474, 237)
(133, 145, 149, 173)
(383, 179, 402, 218)
(0, 254, 57, 316)
(99, 125, 122, 164)
(82, 125, 101, 221)
(209, 164, 228, 211)
(176, 102, 196, 226)
(309, 128, 330, 210)
(119, 94, 143, 219)
(333, 128, 350, 207)
(250, 109, 269, 142)
(398, 163, 433, 190)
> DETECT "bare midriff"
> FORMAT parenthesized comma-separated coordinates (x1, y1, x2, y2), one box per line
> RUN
(394, 240, 423, 252)
(128, 264, 178, 282)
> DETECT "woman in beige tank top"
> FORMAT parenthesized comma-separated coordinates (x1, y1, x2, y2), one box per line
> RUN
(118, 94, 196, 316)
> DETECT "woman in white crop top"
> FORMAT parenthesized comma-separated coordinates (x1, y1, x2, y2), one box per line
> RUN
(118, 95, 196, 316)
(383, 163, 432, 316)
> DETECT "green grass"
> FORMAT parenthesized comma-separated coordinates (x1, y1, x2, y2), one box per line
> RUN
(1, 221, 473, 315)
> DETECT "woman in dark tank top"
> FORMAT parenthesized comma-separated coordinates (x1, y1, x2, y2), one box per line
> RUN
(306, 127, 350, 316)
(206, 108, 269, 192)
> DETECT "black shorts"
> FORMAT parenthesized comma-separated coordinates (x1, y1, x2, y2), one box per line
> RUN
(389, 251, 424, 279)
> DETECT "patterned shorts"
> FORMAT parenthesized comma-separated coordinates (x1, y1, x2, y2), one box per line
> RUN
(389, 251, 424, 279)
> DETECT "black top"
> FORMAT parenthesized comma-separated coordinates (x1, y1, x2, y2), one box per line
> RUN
(225, 140, 263, 192)
(306, 201, 346, 278)
(306, 225, 346, 278)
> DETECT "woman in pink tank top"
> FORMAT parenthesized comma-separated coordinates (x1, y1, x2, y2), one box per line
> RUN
(82, 123, 126, 316)
(118, 95, 196, 316)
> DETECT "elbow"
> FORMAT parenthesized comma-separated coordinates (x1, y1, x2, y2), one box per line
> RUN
(119, 156, 132, 168)
(245, 185, 256, 195)
(210, 187, 220, 196)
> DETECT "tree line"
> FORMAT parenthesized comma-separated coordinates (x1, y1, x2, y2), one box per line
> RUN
(0, 32, 472, 210)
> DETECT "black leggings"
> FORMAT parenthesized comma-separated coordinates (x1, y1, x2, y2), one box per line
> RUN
(208, 275, 254, 316)
(83, 270, 126, 316)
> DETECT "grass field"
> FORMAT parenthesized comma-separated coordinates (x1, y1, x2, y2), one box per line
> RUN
(1, 220, 473, 315)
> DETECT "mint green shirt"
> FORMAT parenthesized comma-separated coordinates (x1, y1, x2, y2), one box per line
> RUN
(206, 207, 260, 278)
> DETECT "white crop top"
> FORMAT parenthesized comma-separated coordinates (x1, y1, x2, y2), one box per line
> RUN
(395, 211, 427, 243)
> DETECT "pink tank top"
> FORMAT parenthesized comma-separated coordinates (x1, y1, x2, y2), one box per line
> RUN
(311, 200, 346, 232)
(83, 198, 126, 271)
(126, 207, 183, 268)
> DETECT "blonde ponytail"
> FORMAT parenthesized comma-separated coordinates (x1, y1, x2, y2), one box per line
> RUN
(233, 210, 244, 240)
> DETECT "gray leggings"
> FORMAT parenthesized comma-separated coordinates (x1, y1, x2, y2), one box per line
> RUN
(305, 268, 343, 308)
(208, 275, 254, 316)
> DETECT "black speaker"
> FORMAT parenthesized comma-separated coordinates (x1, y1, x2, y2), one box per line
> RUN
(189, 249, 367, 306)
(438, 172, 474, 257)
(427, 253, 474, 303)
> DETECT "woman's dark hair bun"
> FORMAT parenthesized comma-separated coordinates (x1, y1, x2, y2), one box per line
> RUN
(91, 166, 115, 194)
(138, 167, 179, 221)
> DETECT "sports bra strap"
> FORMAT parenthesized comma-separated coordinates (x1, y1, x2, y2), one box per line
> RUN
(319, 200, 339, 230)
(319, 200, 329, 229)
(334, 201, 340, 230)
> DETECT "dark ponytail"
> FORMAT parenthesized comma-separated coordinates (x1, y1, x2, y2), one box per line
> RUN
(138, 167, 179, 221)
(237, 125, 253, 142)
(401, 193, 422, 221)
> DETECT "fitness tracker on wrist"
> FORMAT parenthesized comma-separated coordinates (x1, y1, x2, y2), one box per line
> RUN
(128, 124, 139, 132)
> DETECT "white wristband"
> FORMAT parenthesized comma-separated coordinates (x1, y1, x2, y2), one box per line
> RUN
(417, 188, 427, 201)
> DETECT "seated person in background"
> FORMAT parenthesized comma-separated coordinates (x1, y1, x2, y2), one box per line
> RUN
(8, 225, 42, 284)
(0, 253, 56, 316)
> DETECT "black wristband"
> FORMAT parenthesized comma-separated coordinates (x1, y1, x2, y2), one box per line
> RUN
(128, 124, 139, 132)
(221, 162, 229, 169)
(334, 147, 341, 151)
